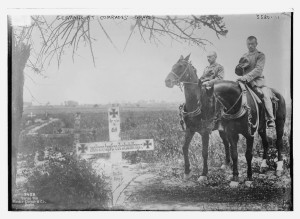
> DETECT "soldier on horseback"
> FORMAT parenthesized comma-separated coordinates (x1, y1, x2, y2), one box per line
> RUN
(199, 51, 225, 131)
(200, 51, 224, 88)
(235, 36, 275, 128)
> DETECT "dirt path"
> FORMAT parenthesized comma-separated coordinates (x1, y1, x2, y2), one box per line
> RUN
(120, 176, 289, 210)
(20, 118, 60, 136)
(27, 118, 60, 135)
(95, 158, 292, 210)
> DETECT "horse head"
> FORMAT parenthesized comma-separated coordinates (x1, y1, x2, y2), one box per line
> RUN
(165, 54, 218, 118)
(165, 54, 198, 88)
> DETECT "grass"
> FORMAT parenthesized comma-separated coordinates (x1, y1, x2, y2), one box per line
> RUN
(16, 105, 292, 210)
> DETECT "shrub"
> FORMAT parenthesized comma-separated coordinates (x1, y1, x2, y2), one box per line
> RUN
(20, 134, 74, 155)
(24, 151, 110, 210)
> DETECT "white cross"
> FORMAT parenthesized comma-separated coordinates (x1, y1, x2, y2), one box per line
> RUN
(75, 106, 154, 207)
(28, 112, 36, 118)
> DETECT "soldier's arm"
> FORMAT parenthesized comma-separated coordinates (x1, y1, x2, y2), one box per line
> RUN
(207, 65, 224, 85)
(199, 68, 209, 82)
(244, 53, 265, 82)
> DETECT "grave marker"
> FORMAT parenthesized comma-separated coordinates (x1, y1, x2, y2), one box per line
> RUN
(108, 107, 123, 185)
(75, 106, 154, 206)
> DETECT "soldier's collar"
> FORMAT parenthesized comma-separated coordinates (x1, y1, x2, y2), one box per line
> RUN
(209, 62, 218, 67)
(248, 49, 258, 54)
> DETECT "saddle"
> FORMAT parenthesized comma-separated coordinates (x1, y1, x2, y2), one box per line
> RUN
(246, 85, 279, 119)
(246, 85, 262, 104)
(218, 82, 279, 136)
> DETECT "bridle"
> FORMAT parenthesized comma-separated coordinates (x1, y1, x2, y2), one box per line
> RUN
(171, 60, 202, 121)
(170, 60, 198, 88)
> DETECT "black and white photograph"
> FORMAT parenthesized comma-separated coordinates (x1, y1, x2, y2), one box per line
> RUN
(8, 8, 292, 211)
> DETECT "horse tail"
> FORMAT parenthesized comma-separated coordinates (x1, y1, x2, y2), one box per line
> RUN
(270, 88, 287, 153)
(271, 88, 286, 122)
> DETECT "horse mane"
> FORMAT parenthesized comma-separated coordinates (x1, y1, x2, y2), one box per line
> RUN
(200, 80, 241, 120)
(214, 80, 240, 93)
(213, 80, 242, 104)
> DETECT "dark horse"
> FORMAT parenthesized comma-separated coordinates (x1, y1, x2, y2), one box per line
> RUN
(165, 54, 286, 185)
(165, 54, 232, 182)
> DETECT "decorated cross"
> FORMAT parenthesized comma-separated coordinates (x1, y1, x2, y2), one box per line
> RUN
(109, 108, 119, 118)
(76, 139, 154, 154)
(76, 107, 154, 156)
(75, 106, 154, 207)
(78, 144, 88, 153)
(144, 140, 152, 149)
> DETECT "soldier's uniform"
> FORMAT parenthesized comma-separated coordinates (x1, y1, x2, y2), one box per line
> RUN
(200, 62, 224, 131)
(200, 62, 224, 86)
(235, 49, 275, 125)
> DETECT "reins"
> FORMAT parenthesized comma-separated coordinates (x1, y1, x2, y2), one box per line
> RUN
(215, 91, 244, 115)
(214, 82, 259, 136)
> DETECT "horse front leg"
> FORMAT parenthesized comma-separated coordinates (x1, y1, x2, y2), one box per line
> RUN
(219, 130, 231, 170)
(198, 132, 209, 182)
(183, 128, 195, 180)
(245, 136, 254, 181)
(227, 131, 239, 187)
(258, 127, 269, 173)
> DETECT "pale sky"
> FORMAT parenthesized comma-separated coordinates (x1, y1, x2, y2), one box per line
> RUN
(23, 13, 291, 105)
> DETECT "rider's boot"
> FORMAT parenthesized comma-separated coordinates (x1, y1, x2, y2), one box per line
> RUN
(261, 87, 275, 128)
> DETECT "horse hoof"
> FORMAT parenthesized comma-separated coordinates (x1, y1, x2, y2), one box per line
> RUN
(277, 161, 284, 170)
(260, 167, 268, 173)
(260, 159, 268, 173)
(220, 164, 226, 169)
(183, 173, 192, 180)
(229, 181, 239, 188)
(220, 164, 229, 170)
(276, 170, 283, 177)
(258, 174, 267, 179)
(245, 181, 254, 188)
(197, 176, 207, 183)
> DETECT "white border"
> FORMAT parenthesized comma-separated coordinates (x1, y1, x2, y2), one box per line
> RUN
(1, 0, 298, 218)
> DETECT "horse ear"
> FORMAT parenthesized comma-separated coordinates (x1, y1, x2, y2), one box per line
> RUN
(180, 55, 184, 60)
(185, 53, 191, 61)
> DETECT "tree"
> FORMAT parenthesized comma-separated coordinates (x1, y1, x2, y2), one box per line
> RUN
(10, 22, 31, 197)
(9, 14, 228, 196)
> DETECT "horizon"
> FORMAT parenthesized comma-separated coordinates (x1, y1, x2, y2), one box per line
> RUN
(24, 99, 188, 106)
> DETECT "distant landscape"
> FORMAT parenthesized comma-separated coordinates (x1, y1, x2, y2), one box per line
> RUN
(23, 101, 291, 116)
(22, 102, 183, 115)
